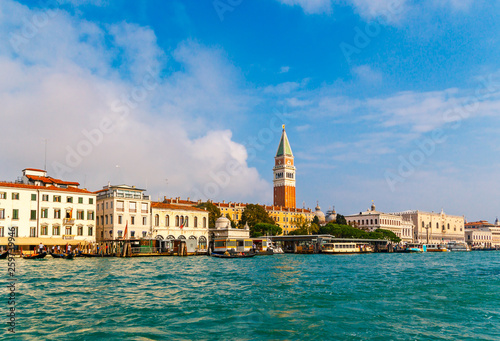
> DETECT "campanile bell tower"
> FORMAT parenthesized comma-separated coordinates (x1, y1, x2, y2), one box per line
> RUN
(273, 125, 296, 208)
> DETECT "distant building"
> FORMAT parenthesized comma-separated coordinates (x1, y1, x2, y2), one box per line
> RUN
(325, 206, 337, 223)
(395, 209, 465, 243)
(95, 184, 151, 241)
(161, 197, 314, 235)
(273, 125, 296, 208)
(151, 202, 209, 251)
(465, 229, 492, 249)
(0, 168, 96, 248)
(212, 201, 313, 235)
(345, 202, 413, 242)
(210, 216, 250, 240)
(314, 203, 326, 224)
(465, 220, 499, 248)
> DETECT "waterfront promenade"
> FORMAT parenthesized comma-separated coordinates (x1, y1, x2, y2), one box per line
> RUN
(5, 252, 500, 340)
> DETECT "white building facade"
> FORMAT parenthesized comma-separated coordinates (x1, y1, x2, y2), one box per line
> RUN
(396, 209, 465, 243)
(0, 168, 96, 247)
(151, 202, 209, 251)
(345, 203, 414, 242)
(96, 185, 151, 241)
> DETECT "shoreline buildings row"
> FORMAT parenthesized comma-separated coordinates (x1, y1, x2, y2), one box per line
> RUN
(0, 126, 497, 249)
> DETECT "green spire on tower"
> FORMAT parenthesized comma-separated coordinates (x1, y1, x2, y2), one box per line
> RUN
(276, 125, 293, 157)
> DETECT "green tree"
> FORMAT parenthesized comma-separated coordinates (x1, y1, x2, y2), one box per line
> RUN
(374, 229, 401, 243)
(240, 204, 275, 228)
(312, 215, 320, 225)
(290, 216, 318, 235)
(195, 202, 221, 228)
(252, 223, 282, 237)
(336, 214, 347, 225)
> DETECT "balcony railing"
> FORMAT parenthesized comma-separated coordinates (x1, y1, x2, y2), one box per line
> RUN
(63, 218, 75, 225)
(62, 235, 75, 240)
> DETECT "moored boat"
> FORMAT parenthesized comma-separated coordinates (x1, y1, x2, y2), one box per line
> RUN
(321, 242, 373, 254)
(405, 243, 424, 253)
(447, 241, 470, 252)
(424, 244, 449, 252)
(50, 252, 75, 259)
(22, 251, 47, 259)
(0, 251, 8, 259)
(211, 252, 255, 258)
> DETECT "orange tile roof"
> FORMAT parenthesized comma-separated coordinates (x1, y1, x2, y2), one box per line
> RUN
(0, 182, 94, 194)
(151, 202, 207, 212)
(26, 175, 80, 186)
(163, 198, 199, 205)
(465, 221, 494, 228)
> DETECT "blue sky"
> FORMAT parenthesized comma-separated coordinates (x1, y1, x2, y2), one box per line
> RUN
(1, 0, 500, 221)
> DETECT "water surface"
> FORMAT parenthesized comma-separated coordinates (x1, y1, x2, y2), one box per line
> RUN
(4, 252, 500, 340)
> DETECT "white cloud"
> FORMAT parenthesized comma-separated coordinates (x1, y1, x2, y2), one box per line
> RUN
(276, 0, 475, 23)
(280, 66, 290, 73)
(277, 0, 332, 14)
(0, 0, 270, 203)
(353, 65, 383, 83)
(263, 81, 301, 95)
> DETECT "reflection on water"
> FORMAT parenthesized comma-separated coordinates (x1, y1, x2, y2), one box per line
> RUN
(4, 252, 500, 340)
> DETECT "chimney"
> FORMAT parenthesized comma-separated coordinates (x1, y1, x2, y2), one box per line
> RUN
(187, 197, 190, 201)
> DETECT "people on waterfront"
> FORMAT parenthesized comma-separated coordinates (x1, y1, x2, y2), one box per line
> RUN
(67, 244, 72, 253)
(39, 242, 44, 254)
(52, 246, 55, 254)
(57, 245, 61, 253)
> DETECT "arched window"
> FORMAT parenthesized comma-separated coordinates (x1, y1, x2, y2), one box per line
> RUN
(180, 216, 184, 226)
(203, 217, 207, 228)
(370, 219, 373, 225)
(199, 236, 207, 249)
(189, 235, 196, 241)
(436, 223, 439, 229)
(447, 223, 450, 230)
(175, 216, 179, 226)
(178, 235, 186, 240)
(194, 217, 198, 227)
(166, 215, 170, 227)
(422, 221, 425, 228)
(155, 214, 159, 227)
(184, 217, 189, 227)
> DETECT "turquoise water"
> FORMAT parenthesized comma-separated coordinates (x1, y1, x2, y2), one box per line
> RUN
(3, 253, 500, 340)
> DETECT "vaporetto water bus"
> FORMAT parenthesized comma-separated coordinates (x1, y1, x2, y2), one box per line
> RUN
(405, 243, 424, 253)
(321, 242, 374, 254)
(424, 244, 449, 252)
(405, 243, 449, 252)
(447, 241, 470, 251)
(212, 238, 254, 254)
